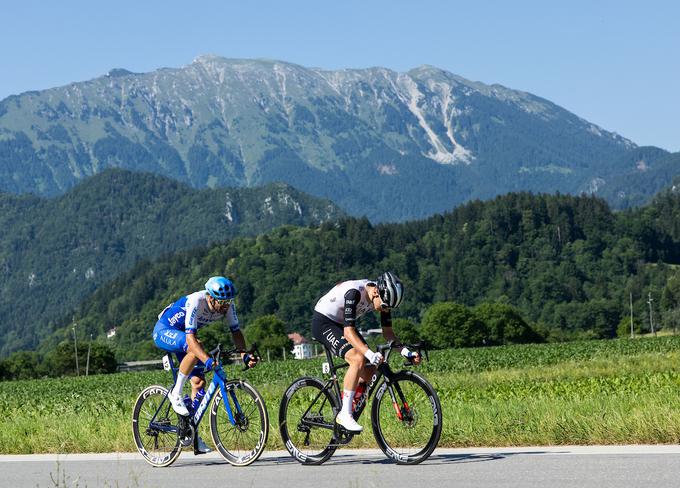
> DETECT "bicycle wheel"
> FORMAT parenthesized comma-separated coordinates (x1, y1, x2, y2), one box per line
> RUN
(209, 379, 269, 466)
(279, 377, 339, 465)
(371, 371, 442, 465)
(132, 385, 183, 467)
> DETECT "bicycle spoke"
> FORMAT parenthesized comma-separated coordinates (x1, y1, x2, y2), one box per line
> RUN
(132, 386, 182, 467)
(279, 378, 338, 465)
(372, 372, 441, 464)
(211, 381, 268, 466)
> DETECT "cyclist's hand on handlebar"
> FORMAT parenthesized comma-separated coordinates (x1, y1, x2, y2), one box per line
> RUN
(364, 349, 383, 366)
(242, 353, 259, 369)
(204, 357, 215, 372)
(401, 347, 422, 365)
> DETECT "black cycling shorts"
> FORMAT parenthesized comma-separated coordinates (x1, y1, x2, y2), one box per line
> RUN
(311, 311, 367, 358)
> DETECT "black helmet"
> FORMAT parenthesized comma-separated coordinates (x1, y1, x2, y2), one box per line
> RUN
(376, 271, 404, 309)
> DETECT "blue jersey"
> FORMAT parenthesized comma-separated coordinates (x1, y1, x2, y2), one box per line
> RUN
(157, 291, 240, 335)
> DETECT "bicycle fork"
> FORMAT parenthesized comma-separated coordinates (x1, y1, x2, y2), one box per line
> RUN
(219, 381, 246, 429)
(385, 381, 412, 422)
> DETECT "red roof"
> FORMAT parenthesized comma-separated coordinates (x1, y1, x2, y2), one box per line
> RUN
(287, 332, 308, 345)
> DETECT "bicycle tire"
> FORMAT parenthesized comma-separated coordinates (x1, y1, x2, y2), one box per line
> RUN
(279, 377, 340, 465)
(371, 371, 442, 465)
(209, 379, 269, 466)
(132, 385, 183, 467)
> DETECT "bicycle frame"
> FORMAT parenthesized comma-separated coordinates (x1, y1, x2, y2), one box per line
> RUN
(299, 345, 401, 433)
(148, 354, 242, 435)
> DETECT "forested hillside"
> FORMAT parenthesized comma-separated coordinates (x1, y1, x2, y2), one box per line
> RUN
(0, 169, 343, 355)
(38, 190, 680, 361)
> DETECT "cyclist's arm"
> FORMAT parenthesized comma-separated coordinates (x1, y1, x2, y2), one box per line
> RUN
(227, 305, 257, 366)
(186, 333, 210, 363)
(231, 329, 247, 352)
(343, 288, 370, 354)
(344, 326, 370, 355)
(381, 311, 421, 364)
(184, 297, 209, 362)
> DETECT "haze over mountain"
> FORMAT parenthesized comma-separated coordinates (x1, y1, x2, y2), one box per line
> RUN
(3, 55, 675, 221)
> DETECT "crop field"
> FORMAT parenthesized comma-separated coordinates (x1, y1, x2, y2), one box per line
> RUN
(2, 337, 680, 454)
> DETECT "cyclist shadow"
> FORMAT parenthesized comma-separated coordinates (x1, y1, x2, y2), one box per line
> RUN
(169, 450, 559, 468)
(422, 451, 556, 465)
(277, 450, 558, 466)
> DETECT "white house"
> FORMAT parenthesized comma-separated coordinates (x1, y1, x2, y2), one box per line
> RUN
(288, 332, 314, 360)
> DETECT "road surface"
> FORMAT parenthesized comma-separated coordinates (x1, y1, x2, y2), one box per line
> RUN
(2, 446, 679, 488)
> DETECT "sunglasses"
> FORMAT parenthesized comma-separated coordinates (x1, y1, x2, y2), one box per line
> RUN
(372, 293, 390, 310)
(213, 297, 233, 305)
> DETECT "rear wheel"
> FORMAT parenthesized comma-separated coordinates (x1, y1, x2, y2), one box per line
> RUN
(209, 379, 269, 466)
(371, 371, 442, 465)
(132, 385, 182, 467)
(279, 377, 339, 465)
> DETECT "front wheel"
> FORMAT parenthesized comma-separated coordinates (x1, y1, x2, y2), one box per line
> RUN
(131, 385, 182, 467)
(279, 377, 340, 465)
(209, 379, 269, 466)
(371, 371, 442, 465)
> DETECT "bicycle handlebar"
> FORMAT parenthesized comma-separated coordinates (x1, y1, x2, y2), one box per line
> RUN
(208, 342, 261, 371)
(376, 340, 430, 366)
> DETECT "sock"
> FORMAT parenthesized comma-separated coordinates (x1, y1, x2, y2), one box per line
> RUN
(172, 372, 188, 397)
(342, 390, 355, 415)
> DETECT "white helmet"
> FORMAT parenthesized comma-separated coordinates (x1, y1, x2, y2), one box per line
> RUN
(376, 271, 404, 309)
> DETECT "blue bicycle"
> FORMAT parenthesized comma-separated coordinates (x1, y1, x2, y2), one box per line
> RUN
(132, 344, 269, 467)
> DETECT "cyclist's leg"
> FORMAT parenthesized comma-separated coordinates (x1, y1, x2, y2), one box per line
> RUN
(153, 324, 193, 397)
(173, 351, 205, 400)
(311, 313, 365, 429)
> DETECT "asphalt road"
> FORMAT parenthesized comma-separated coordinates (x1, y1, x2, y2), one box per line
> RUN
(2, 446, 680, 488)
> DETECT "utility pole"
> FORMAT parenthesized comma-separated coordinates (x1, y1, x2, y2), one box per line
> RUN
(72, 322, 80, 376)
(647, 292, 656, 337)
(630, 293, 634, 338)
(86, 334, 92, 376)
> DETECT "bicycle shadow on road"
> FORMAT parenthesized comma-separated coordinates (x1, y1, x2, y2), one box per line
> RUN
(423, 451, 558, 465)
(311, 451, 556, 466)
(167, 450, 561, 468)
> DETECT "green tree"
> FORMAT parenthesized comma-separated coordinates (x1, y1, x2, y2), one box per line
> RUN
(0, 351, 41, 380)
(474, 302, 543, 344)
(420, 302, 488, 349)
(661, 272, 680, 332)
(244, 315, 293, 359)
(43, 341, 117, 376)
(392, 318, 420, 345)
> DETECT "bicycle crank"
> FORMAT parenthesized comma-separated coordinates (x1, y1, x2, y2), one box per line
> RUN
(177, 415, 195, 447)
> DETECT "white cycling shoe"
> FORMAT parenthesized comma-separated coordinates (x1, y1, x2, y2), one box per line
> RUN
(336, 411, 363, 432)
(194, 435, 213, 455)
(167, 390, 189, 416)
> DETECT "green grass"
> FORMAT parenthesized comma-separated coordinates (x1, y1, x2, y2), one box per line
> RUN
(2, 336, 680, 454)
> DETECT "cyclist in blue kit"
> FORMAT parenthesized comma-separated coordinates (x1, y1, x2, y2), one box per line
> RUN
(153, 276, 258, 452)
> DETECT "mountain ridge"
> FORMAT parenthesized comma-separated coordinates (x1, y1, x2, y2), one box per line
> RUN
(0, 55, 659, 221)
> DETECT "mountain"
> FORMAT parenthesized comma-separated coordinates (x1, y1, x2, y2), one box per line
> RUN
(0, 169, 343, 356)
(38, 191, 680, 361)
(0, 56, 645, 221)
(593, 148, 680, 208)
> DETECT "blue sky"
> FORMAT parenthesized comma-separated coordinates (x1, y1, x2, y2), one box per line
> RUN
(2, 0, 678, 151)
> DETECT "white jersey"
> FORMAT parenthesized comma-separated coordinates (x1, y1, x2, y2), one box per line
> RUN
(157, 291, 240, 334)
(314, 279, 374, 325)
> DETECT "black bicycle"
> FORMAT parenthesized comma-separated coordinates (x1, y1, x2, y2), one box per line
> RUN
(132, 344, 269, 467)
(279, 341, 442, 465)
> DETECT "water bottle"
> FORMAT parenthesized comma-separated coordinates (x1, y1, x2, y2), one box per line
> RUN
(191, 388, 206, 412)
